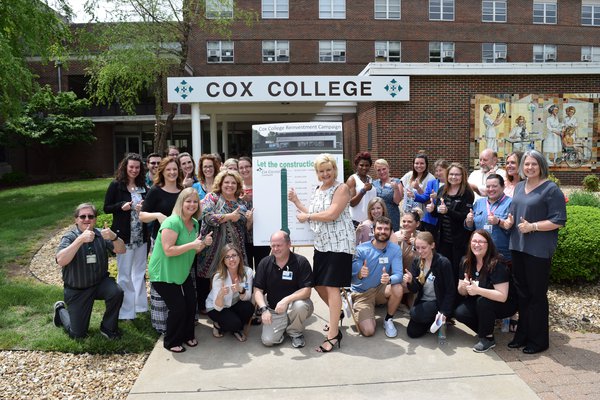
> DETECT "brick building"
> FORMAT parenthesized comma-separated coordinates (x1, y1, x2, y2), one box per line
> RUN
(7, 0, 600, 183)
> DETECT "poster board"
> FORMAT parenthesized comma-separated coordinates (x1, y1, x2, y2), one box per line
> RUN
(252, 122, 344, 246)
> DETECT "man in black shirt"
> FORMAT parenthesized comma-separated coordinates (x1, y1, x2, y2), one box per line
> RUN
(254, 231, 313, 348)
(53, 203, 125, 339)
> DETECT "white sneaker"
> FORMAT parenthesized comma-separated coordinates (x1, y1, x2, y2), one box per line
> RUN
(383, 318, 397, 338)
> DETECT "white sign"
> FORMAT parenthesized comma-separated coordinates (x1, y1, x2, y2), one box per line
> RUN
(252, 122, 344, 246)
(168, 76, 409, 103)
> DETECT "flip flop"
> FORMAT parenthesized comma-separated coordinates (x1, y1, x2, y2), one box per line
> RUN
(186, 339, 198, 347)
(212, 323, 223, 338)
(233, 331, 247, 342)
(168, 346, 186, 353)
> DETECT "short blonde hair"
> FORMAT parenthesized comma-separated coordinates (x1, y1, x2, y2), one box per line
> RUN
(172, 188, 201, 219)
(212, 170, 243, 197)
(373, 159, 389, 168)
(313, 153, 338, 180)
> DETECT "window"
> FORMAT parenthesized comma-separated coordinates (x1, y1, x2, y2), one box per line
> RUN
(582, 3, 600, 26)
(482, 43, 507, 62)
(482, 1, 506, 22)
(533, 44, 557, 62)
(429, 0, 454, 21)
(206, 0, 233, 19)
(207, 41, 234, 63)
(262, 0, 289, 19)
(375, 41, 401, 62)
(581, 46, 600, 61)
(375, 0, 401, 19)
(262, 40, 290, 62)
(429, 42, 455, 62)
(533, 0, 557, 24)
(319, 0, 346, 19)
(319, 40, 346, 62)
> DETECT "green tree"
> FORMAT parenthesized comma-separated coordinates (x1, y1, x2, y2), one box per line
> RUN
(80, 0, 256, 155)
(0, 0, 72, 122)
(0, 85, 95, 175)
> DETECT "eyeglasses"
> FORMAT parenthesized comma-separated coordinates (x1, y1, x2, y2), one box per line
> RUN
(448, 173, 462, 177)
(202, 165, 214, 169)
(168, 153, 179, 157)
(471, 240, 488, 245)
(149, 162, 160, 165)
(78, 214, 96, 220)
(224, 254, 239, 260)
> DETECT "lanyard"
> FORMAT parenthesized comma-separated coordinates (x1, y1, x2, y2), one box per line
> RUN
(486, 195, 505, 216)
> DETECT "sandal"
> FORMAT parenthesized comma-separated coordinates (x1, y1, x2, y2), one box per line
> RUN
(509, 319, 518, 333)
(233, 331, 247, 342)
(168, 345, 186, 353)
(212, 323, 223, 338)
(323, 310, 345, 332)
(316, 331, 343, 353)
(186, 338, 198, 347)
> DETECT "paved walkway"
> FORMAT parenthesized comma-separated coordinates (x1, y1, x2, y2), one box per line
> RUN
(128, 248, 599, 399)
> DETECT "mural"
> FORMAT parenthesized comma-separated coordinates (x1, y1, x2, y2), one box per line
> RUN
(472, 94, 598, 170)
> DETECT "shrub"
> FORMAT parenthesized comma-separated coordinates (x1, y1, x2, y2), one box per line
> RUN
(582, 174, 600, 192)
(566, 190, 600, 208)
(95, 213, 113, 229)
(548, 173, 561, 187)
(552, 205, 600, 283)
(343, 159, 353, 181)
(0, 171, 28, 186)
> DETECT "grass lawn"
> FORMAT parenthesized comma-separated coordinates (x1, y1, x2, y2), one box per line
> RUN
(0, 179, 159, 353)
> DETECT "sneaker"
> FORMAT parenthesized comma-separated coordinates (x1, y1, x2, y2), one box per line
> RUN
(100, 325, 122, 340)
(383, 318, 398, 338)
(473, 337, 496, 353)
(53, 301, 65, 327)
(291, 335, 305, 348)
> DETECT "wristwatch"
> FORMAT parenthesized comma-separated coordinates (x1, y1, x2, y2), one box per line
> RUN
(258, 306, 269, 313)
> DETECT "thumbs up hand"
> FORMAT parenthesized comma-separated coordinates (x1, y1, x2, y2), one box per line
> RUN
(458, 273, 471, 293)
(426, 197, 435, 213)
(100, 221, 116, 241)
(359, 259, 369, 279)
(380, 266, 390, 285)
(403, 268, 413, 285)
(465, 208, 474, 226)
(518, 216, 535, 234)
(229, 206, 242, 222)
(438, 198, 448, 214)
(504, 213, 514, 229)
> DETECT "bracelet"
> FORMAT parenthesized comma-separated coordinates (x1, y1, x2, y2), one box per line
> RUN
(359, 188, 366, 195)
(239, 288, 246, 295)
(533, 222, 539, 232)
(307, 214, 311, 222)
(111, 235, 119, 242)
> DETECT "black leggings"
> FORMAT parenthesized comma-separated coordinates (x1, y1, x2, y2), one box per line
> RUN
(454, 295, 517, 338)
(407, 300, 439, 338)
(153, 276, 197, 349)
(207, 300, 254, 334)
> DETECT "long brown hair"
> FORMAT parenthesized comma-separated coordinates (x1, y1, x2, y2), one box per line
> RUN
(214, 244, 247, 282)
(115, 153, 146, 187)
(441, 162, 472, 197)
(462, 229, 500, 283)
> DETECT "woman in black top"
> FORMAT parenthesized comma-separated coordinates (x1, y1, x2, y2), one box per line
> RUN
(104, 153, 149, 320)
(455, 229, 517, 353)
(140, 156, 183, 333)
(427, 162, 474, 287)
(404, 231, 456, 339)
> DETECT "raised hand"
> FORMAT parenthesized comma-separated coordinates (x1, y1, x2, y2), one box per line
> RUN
(438, 198, 447, 214)
(229, 206, 242, 222)
(426, 197, 435, 213)
(121, 201, 132, 211)
(518, 216, 533, 234)
(403, 268, 413, 285)
(504, 213, 514, 229)
(359, 259, 369, 279)
(380, 266, 390, 285)
(100, 221, 114, 241)
(287, 188, 299, 203)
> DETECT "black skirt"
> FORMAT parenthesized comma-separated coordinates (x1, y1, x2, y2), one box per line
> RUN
(313, 249, 352, 287)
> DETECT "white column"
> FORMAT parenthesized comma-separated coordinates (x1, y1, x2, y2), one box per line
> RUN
(210, 113, 218, 154)
(221, 121, 229, 160)
(191, 103, 201, 158)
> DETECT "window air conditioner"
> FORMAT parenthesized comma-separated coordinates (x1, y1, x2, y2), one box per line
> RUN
(208, 50, 219, 57)
(545, 53, 556, 61)
(581, 54, 592, 61)
(376, 50, 387, 57)
(277, 49, 289, 57)
(495, 52, 506, 59)
(443, 51, 454, 58)
(333, 50, 343, 57)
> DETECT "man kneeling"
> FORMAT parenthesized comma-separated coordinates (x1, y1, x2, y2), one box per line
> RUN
(254, 231, 314, 348)
(351, 216, 403, 337)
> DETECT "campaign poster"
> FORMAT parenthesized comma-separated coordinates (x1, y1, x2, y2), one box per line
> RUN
(252, 122, 344, 246)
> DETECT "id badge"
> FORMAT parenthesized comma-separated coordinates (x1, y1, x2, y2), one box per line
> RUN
(473, 280, 480, 287)
(483, 224, 493, 233)
(428, 274, 435, 282)
(86, 254, 97, 264)
(133, 187, 146, 194)
(282, 270, 293, 281)
(378, 257, 389, 264)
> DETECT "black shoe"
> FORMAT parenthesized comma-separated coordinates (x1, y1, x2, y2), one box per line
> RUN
(316, 330, 343, 353)
(100, 324, 122, 340)
(473, 337, 496, 353)
(523, 346, 547, 355)
(53, 301, 65, 327)
(507, 340, 525, 349)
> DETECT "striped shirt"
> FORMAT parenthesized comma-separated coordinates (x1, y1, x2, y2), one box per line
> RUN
(57, 227, 114, 289)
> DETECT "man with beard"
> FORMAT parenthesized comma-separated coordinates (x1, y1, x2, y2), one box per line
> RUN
(468, 148, 506, 198)
(351, 216, 403, 338)
(145, 153, 162, 187)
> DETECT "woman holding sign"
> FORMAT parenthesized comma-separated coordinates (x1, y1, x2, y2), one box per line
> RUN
(288, 154, 355, 353)
(205, 244, 254, 341)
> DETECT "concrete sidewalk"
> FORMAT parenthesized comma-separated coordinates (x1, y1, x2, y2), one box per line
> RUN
(128, 248, 539, 400)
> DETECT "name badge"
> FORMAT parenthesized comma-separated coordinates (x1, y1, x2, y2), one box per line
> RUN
(282, 270, 293, 281)
(378, 257, 389, 264)
(427, 274, 435, 282)
(483, 224, 493, 233)
(86, 254, 97, 264)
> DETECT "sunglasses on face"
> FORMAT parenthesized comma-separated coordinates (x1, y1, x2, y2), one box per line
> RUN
(149, 162, 160, 165)
(78, 214, 96, 220)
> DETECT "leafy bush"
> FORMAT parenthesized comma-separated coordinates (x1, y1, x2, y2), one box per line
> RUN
(0, 171, 28, 186)
(552, 205, 600, 283)
(548, 173, 561, 187)
(566, 190, 600, 208)
(343, 159, 353, 181)
(95, 213, 113, 229)
(582, 174, 600, 192)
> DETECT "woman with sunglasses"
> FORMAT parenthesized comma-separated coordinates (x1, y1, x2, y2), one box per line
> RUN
(454, 230, 517, 353)
(205, 244, 254, 342)
(103, 153, 149, 320)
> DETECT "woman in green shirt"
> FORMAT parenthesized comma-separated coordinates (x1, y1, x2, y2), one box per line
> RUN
(149, 188, 213, 353)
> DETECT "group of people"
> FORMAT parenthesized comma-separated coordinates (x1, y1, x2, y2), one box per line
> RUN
(52, 145, 566, 356)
